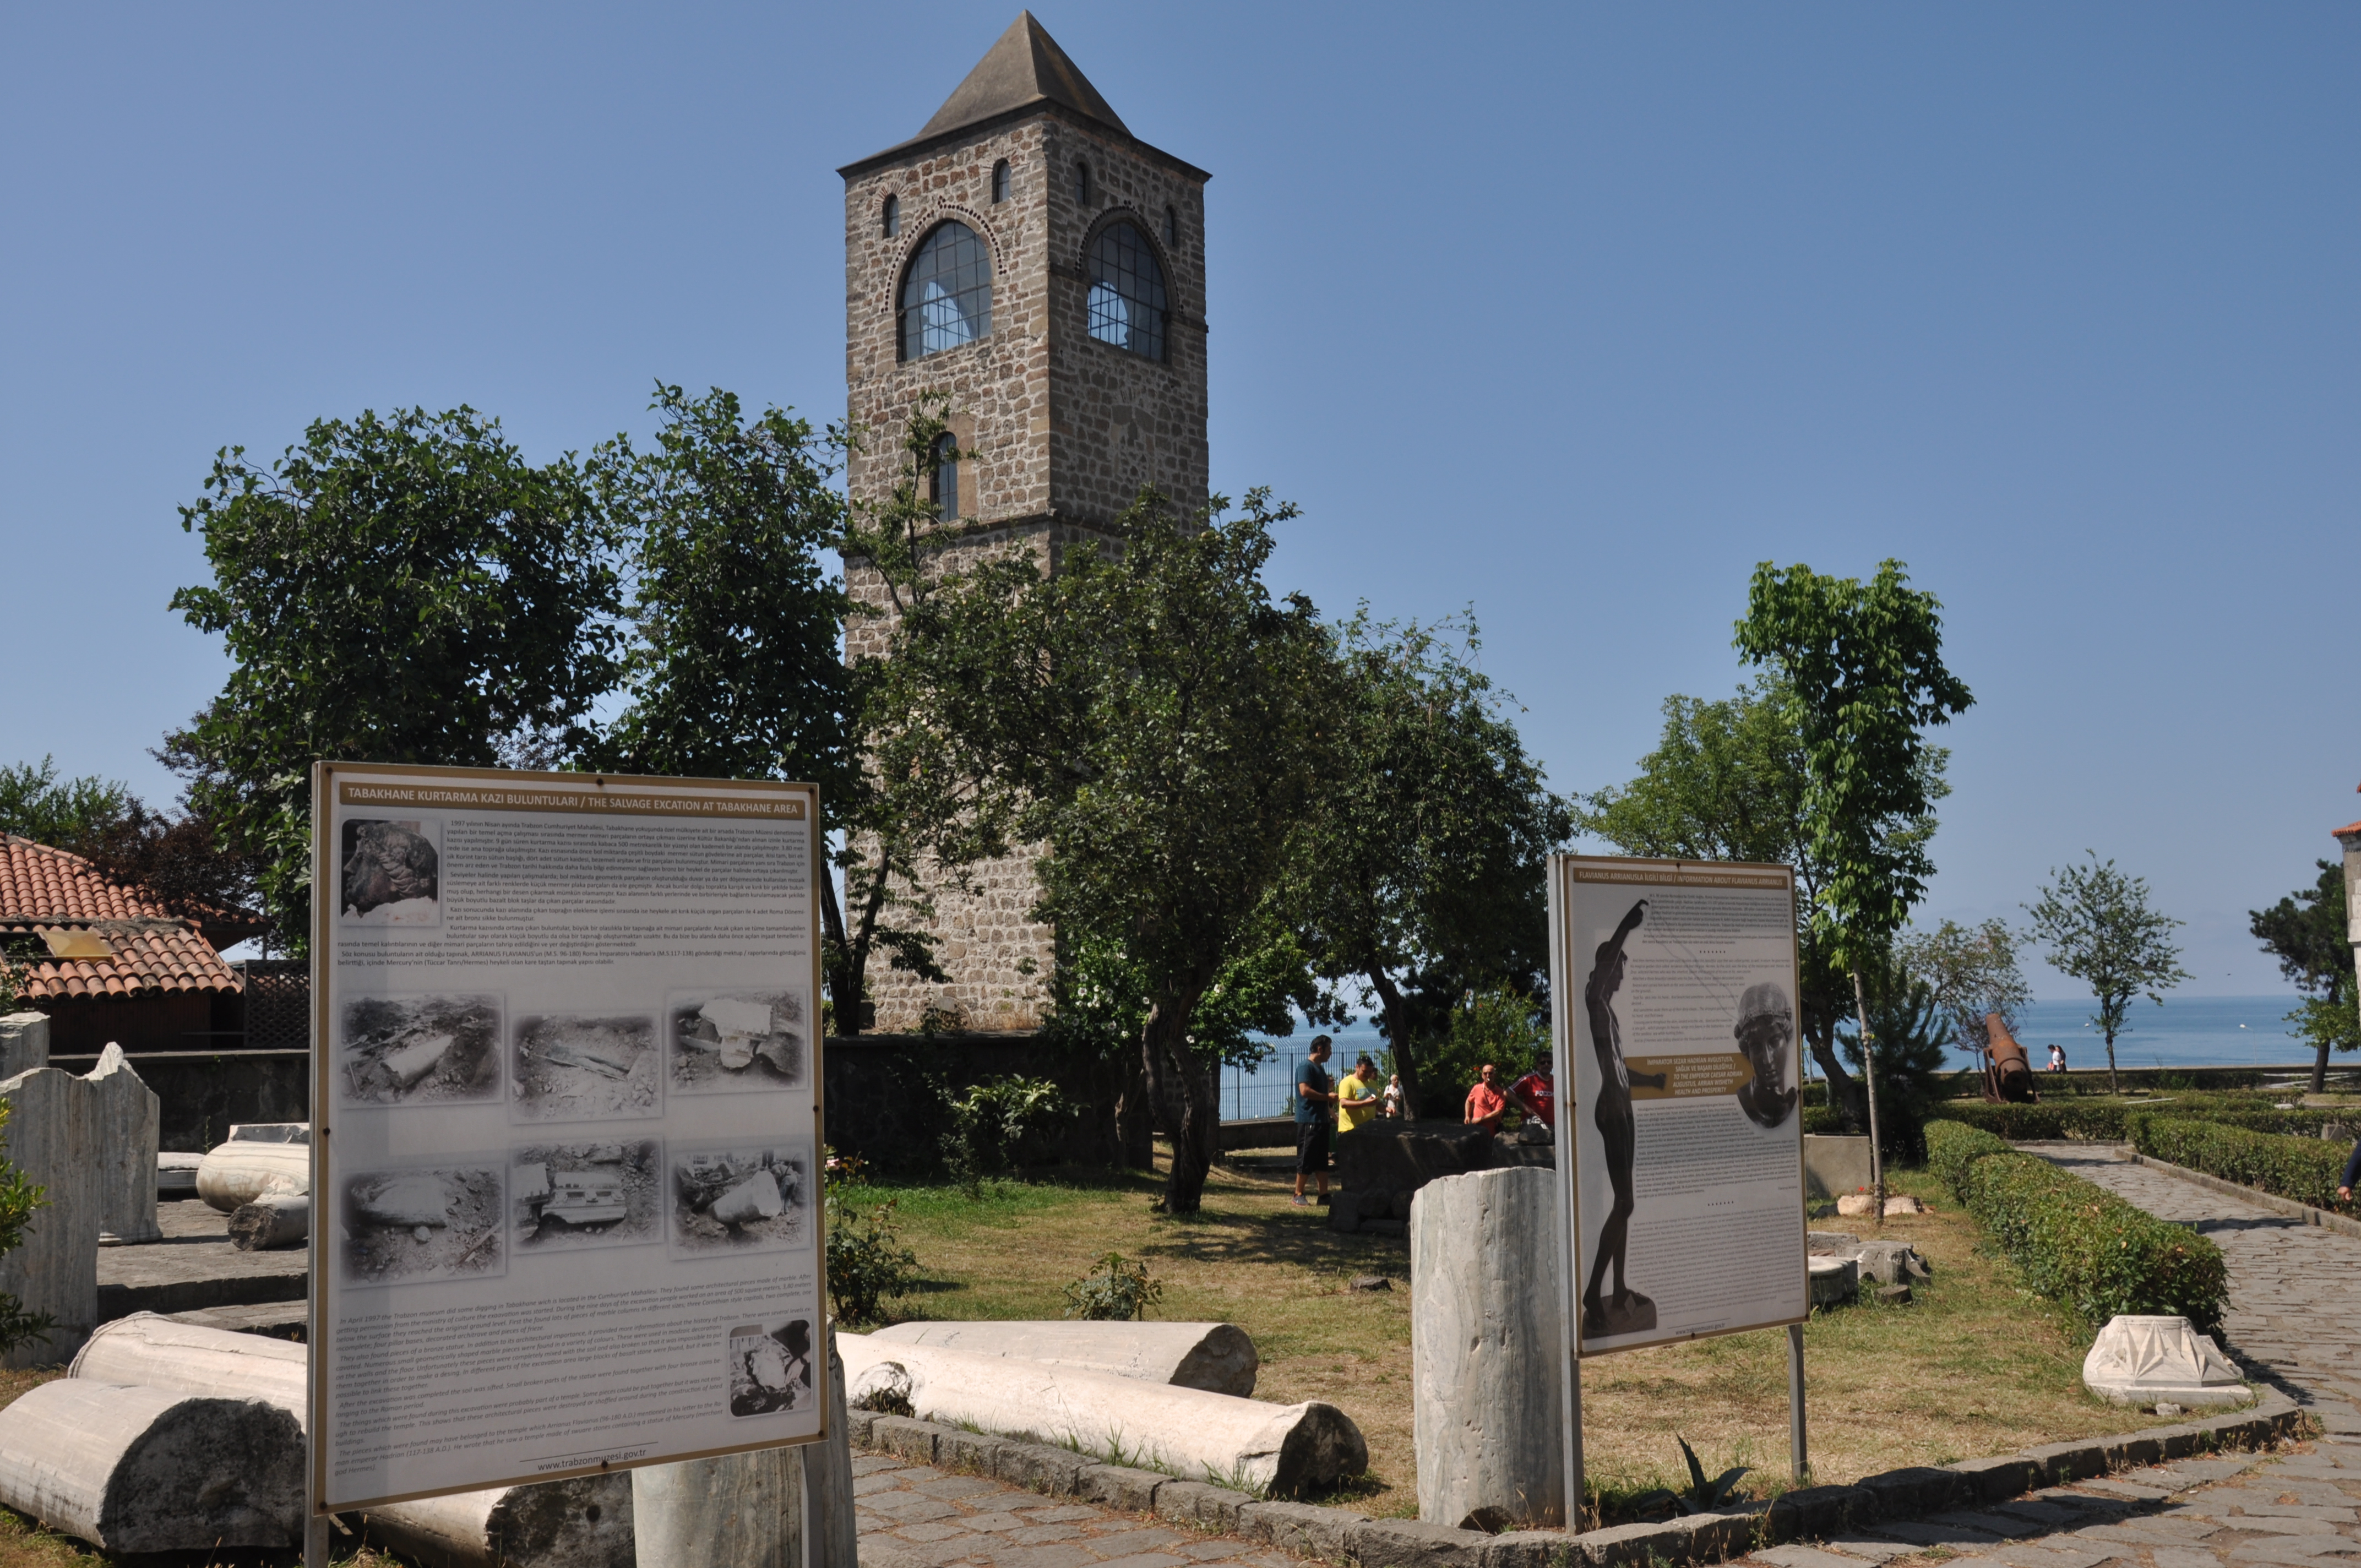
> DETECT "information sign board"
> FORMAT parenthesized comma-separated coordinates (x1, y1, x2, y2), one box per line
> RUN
(309, 762, 826, 1510)
(1547, 855, 1807, 1358)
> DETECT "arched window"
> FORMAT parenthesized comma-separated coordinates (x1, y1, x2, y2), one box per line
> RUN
(1074, 160, 1092, 204)
(899, 221, 993, 361)
(991, 160, 1010, 204)
(930, 433, 960, 520)
(1165, 205, 1178, 247)
(1087, 221, 1167, 362)
(882, 194, 899, 237)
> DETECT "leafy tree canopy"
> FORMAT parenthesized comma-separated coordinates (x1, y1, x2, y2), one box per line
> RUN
(0, 758, 133, 848)
(169, 406, 624, 951)
(876, 489, 1339, 1212)
(2026, 852, 2190, 1093)
(2251, 859, 2358, 1087)
(1894, 917, 2032, 1058)
(1295, 612, 1568, 1117)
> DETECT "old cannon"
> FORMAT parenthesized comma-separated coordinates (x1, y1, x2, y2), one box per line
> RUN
(1982, 1012, 2038, 1103)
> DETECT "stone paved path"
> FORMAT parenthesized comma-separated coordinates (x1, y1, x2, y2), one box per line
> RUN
(1738, 1144, 2361, 1568)
(853, 1146, 2361, 1568)
(853, 1452, 1307, 1568)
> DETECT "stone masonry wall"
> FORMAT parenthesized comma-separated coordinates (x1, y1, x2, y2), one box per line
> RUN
(840, 106, 1210, 1033)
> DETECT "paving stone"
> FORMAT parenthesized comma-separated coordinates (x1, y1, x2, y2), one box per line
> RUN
(1994, 1542, 2118, 1568)
(2152, 1550, 2231, 1568)
(1008, 1525, 1090, 1545)
(960, 1511, 1035, 1532)
(854, 1455, 915, 1476)
(864, 1491, 966, 1522)
(2080, 1480, 2176, 1501)
(1940, 1511, 2048, 1538)
(1993, 1500, 2094, 1529)
(1016, 1506, 1103, 1523)
(895, 1521, 980, 1543)
(1875, 1520, 2003, 1549)
(983, 1548, 1101, 1568)
(1753, 1547, 1874, 1568)
(1819, 1538, 1910, 1562)
(1180, 1545, 1248, 1561)
(1090, 1554, 1189, 1568)
(859, 1470, 921, 1495)
(915, 1474, 1009, 1500)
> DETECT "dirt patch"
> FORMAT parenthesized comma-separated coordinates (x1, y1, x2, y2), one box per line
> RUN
(340, 1166, 506, 1286)
(338, 993, 502, 1106)
(512, 1014, 659, 1124)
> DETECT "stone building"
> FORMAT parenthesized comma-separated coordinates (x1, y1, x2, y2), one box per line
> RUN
(839, 12, 1210, 1033)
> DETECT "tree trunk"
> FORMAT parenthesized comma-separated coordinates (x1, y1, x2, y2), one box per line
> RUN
(820, 867, 857, 1036)
(1111, 1050, 1155, 1169)
(1851, 969, 1884, 1221)
(2105, 1029, 2119, 1097)
(2313, 1035, 2331, 1097)
(1804, 1020, 1867, 1133)
(1364, 966, 1424, 1120)
(1146, 992, 1215, 1213)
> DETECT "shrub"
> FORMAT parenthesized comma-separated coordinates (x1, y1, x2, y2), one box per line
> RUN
(1924, 1118, 2012, 1197)
(1922, 1118, 2227, 1330)
(937, 1074, 1073, 1199)
(1930, 1101, 2129, 1142)
(823, 1150, 918, 1327)
(2129, 1116, 2352, 1211)
(1063, 1251, 1163, 1321)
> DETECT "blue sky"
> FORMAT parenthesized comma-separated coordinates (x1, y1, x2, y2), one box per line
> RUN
(3, 4, 2353, 999)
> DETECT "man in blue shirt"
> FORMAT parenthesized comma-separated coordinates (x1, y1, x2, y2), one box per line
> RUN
(1293, 1036, 1336, 1207)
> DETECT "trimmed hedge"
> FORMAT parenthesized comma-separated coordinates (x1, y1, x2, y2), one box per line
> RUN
(1925, 1119, 2013, 1196)
(2130, 1115, 2356, 1212)
(1922, 1118, 2228, 1330)
(1934, 1097, 2356, 1143)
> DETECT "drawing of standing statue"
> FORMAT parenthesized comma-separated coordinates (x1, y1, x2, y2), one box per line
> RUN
(1582, 900, 1666, 1339)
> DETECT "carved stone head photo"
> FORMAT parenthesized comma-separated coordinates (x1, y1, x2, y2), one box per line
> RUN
(1733, 980, 1799, 1130)
(341, 818, 442, 924)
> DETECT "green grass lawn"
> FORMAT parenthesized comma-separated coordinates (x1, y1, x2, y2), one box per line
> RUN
(840, 1152, 2163, 1522)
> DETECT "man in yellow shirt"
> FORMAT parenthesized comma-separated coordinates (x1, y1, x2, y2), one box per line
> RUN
(1336, 1054, 1383, 1134)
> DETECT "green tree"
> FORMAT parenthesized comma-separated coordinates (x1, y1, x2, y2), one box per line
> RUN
(1836, 945, 1951, 1158)
(1734, 559, 1973, 1199)
(2026, 853, 2191, 1095)
(1296, 614, 1569, 1118)
(1895, 917, 2032, 1061)
(170, 407, 623, 950)
(581, 384, 866, 994)
(1574, 677, 1885, 1130)
(875, 489, 1338, 1213)
(0, 758, 133, 848)
(2249, 859, 2357, 1093)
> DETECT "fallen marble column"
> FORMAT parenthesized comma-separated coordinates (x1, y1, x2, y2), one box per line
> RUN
(0, 1379, 303, 1551)
(1410, 1166, 1563, 1531)
(70, 1313, 307, 1423)
(0, 1065, 98, 1368)
(86, 1045, 161, 1244)
(633, 1445, 801, 1568)
(836, 1332, 1364, 1495)
(365, 1473, 635, 1568)
(230, 1191, 311, 1250)
(197, 1137, 311, 1212)
(871, 1319, 1258, 1396)
(157, 1151, 202, 1197)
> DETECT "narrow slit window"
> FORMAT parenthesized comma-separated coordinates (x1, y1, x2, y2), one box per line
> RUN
(1166, 206, 1178, 247)
(1075, 160, 1092, 204)
(992, 160, 1010, 204)
(930, 433, 960, 520)
(882, 194, 899, 237)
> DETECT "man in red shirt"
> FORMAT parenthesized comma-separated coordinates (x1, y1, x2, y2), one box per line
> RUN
(1464, 1062, 1511, 1132)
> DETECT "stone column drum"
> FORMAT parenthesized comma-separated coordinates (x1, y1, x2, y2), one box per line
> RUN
(0, 1014, 48, 1080)
(632, 1445, 802, 1568)
(1411, 1165, 1564, 1531)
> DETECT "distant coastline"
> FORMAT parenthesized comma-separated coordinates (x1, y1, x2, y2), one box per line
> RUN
(1224, 994, 2321, 1120)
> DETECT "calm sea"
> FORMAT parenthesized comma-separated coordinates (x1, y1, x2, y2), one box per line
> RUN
(1221, 995, 2317, 1121)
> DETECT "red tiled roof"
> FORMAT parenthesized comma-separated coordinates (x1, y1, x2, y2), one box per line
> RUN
(1, 836, 242, 1001)
(2336, 820, 2361, 840)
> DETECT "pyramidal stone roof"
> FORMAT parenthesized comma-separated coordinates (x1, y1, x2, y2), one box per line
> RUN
(920, 12, 1128, 141)
(844, 13, 1203, 180)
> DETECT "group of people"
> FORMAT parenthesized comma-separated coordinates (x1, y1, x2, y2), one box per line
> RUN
(1288, 1035, 1554, 1205)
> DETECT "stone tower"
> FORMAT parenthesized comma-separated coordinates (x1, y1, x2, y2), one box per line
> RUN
(839, 13, 1210, 1033)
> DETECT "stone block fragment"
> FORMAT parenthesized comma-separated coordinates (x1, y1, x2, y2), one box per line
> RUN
(1239, 1499, 1364, 1558)
(1155, 1478, 1245, 1532)
(2083, 1316, 2250, 1408)
(0, 1014, 47, 1079)
(1767, 1484, 1876, 1540)
(0, 1065, 98, 1366)
(1076, 1463, 1166, 1512)
(85, 1045, 160, 1244)
(632, 1444, 801, 1568)
(872, 1320, 1259, 1397)
(1344, 1515, 1488, 1568)
(1855, 1466, 1970, 1516)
